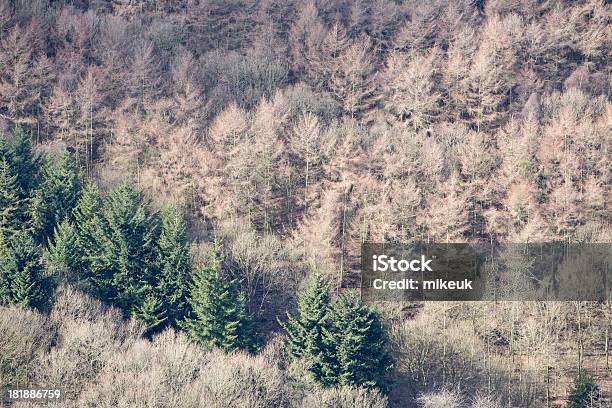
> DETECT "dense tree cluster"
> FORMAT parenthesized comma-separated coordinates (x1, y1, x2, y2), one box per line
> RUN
(282, 275, 394, 390)
(0, 134, 257, 345)
(0, 128, 390, 395)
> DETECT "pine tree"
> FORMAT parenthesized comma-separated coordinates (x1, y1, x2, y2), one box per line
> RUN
(321, 293, 394, 391)
(132, 291, 168, 338)
(0, 158, 22, 236)
(92, 181, 159, 312)
(155, 206, 191, 327)
(46, 218, 80, 281)
(183, 250, 255, 352)
(0, 230, 44, 309)
(280, 274, 330, 379)
(29, 153, 82, 242)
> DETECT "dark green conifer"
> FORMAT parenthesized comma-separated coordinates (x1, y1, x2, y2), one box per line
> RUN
(0, 159, 22, 236)
(133, 291, 168, 337)
(183, 250, 255, 352)
(0, 229, 11, 303)
(155, 206, 192, 326)
(93, 181, 158, 311)
(29, 153, 82, 242)
(46, 218, 80, 281)
(0, 230, 44, 309)
(7, 126, 43, 198)
(280, 274, 330, 379)
(72, 182, 103, 274)
(567, 373, 600, 408)
(321, 293, 393, 391)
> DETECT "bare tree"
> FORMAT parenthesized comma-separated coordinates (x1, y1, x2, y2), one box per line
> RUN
(381, 49, 441, 130)
(290, 112, 324, 206)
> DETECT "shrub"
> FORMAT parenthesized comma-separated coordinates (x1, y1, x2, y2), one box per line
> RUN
(417, 389, 464, 408)
(567, 373, 600, 408)
(186, 349, 289, 408)
(301, 386, 388, 408)
(0, 306, 54, 388)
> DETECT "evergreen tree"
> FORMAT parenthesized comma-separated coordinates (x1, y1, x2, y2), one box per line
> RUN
(0, 230, 44, 309)
(6, 126, 43, 198)
(280, 274, 330, 380)
(92, 181, 159, 312)
(132, 291, 168, 338)
(0, 158, 22, 236)
(0, 228, 11, 303)
(321, 293, 393, 391)
(29, 153, 82, 242)
(46, 218, 80, 281)
(567, 373, 600, 408)
(0, 135, 9, 161)
(155, 206, 192, 327)
(182, 250, 255, 352)
(72, 182, 103, 275)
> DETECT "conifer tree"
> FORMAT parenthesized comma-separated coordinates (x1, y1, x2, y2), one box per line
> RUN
(0, 135, 8, 160)
(567, 373, 600, 408)
(46, 218, 80, 281)
(133, 291, 168, 338)
(280, 274, 330, 380)
(6, 126, 43, 198)
(0, 158, 22, 236)
(183, 250, 255, 352)
(155, 206, 191, 327)
(0, 228, 10, 303)
(92, 181, 159, 312)
(0, 230, 44, 309)
(321, 293, 393, 391)
(72, 182, 103, 275)
(29, 153, 82, 242)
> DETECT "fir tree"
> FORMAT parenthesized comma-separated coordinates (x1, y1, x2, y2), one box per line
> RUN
(0, 230, 44, 309)
(155, 206, 192, 327)
(133, 291, 168, 338)
(0, 135, 9, 161)
(72, 182, 103, 275)
(46, 218, 80, 281)
(29, 153, 82, 242)
(0, 229, 11, 303)
(6, 126, 43, 198)
(0, 158, 22, 236)
(183, 250, 255, 352)
(92, 181, 159, 312)
(280, 274, 330, 380)
(321, 293, 393, 391)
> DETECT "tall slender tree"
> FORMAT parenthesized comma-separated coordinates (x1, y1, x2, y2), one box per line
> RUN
(0, 158, 22, 236)
(72, 182, 103, 276)
(183, 249, 255, 352)
(46, 218, 80, 281)
(281, 274, 330, 380)
(91, 181, 159, 312)
(155, 206, 192, 327)
(29, 153, 82, 242)
(6, 126, 43, 197)
(0, 230, 45, 309)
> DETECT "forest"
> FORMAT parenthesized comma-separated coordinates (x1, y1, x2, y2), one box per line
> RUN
(0, 0, 610, 406)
